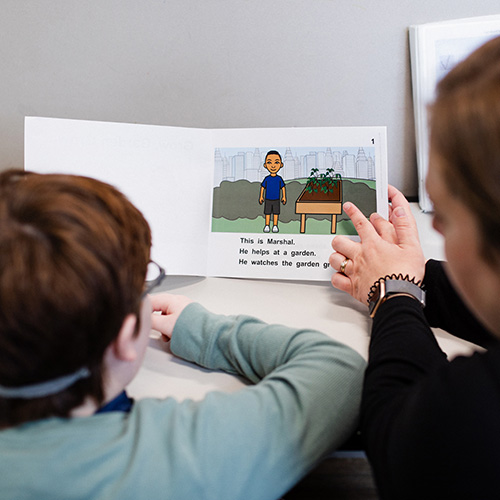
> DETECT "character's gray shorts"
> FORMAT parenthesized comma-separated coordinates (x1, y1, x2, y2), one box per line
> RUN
(264, 199, 280, 215)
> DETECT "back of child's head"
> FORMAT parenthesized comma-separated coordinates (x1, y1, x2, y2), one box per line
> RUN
(0, 170, 151, 427)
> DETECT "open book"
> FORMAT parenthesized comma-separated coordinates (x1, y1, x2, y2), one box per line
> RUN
(409, 14, 500, 212)
(25, 117, 387, 281)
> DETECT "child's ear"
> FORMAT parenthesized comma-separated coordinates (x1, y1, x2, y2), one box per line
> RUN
(112, 314, 138, 362)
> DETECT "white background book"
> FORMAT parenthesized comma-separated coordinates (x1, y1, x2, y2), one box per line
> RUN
(25, 117, 387, 281)
(409, 15, 500, 212)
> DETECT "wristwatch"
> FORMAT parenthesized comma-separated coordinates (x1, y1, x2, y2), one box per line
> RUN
(368, 278, 426, 318)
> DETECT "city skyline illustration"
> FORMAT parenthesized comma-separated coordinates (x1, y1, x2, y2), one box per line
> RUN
(213, 146, 376, 187)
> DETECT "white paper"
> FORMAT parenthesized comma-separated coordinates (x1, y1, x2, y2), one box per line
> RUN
(25, 117, 387, 280)
(409, 15, 500, 212)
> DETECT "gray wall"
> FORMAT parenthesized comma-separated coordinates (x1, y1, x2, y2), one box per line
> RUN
(2, 0, 499, 197)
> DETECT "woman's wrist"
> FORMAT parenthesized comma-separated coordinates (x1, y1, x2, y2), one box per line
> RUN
(367, 274, 426, 318)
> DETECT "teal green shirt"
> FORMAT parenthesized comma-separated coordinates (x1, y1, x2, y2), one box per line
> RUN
(0, 303, 365, 500)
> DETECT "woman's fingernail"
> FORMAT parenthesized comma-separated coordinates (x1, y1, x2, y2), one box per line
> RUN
(394, 206, 406, 218)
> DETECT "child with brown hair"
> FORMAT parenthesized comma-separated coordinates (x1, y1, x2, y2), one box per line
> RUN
(0, 169, 364, 500)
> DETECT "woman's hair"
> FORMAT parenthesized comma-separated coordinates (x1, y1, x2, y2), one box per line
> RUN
(429, 35, 500, 262)
(0, 170, 151, 427)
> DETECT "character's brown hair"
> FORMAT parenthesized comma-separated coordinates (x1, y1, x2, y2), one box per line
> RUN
(0, 170, 151, 427)
(429, 36, 500, 262)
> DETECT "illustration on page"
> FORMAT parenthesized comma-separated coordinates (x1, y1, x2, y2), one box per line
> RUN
(211, 145, 376, 236)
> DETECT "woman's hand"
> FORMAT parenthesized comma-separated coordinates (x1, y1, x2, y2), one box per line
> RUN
(329, 186, 425, 304)
(150, 293, 193, 340)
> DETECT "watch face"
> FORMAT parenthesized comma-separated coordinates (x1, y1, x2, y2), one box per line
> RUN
(368, 280, 384, 315)
(368, 300, 377, 315)
(371, 280, 384, 303)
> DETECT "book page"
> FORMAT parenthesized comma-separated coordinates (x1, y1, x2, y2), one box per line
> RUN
(207, 126, 387, 280)
(25, 117, 213, 276)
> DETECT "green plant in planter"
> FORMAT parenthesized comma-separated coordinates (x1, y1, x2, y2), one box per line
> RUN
(305, 167, 342, 194)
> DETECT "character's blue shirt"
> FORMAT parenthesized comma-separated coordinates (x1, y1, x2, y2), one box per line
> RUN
(261, 175, 285, 200)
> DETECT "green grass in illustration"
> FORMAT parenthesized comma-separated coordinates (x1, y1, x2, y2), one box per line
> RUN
(211, 217, 357, 235)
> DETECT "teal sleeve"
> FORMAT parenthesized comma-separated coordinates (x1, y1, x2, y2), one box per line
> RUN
(163, 302, 366, 500)
(171, 302, 362, 382)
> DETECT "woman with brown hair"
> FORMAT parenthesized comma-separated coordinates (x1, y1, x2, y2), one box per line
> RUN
(329, 36, 500, 498)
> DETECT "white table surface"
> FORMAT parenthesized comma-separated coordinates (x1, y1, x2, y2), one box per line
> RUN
(127, 204, 479, 401)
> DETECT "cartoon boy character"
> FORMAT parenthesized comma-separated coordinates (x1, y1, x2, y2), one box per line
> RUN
(259, 150, 287, 233)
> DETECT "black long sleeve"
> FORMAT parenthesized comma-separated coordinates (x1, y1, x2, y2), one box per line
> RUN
(361, 267, 500, 499)
(423, 259, 494, 348)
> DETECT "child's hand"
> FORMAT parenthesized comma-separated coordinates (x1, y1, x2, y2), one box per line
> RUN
(150, 293, 193, 340)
